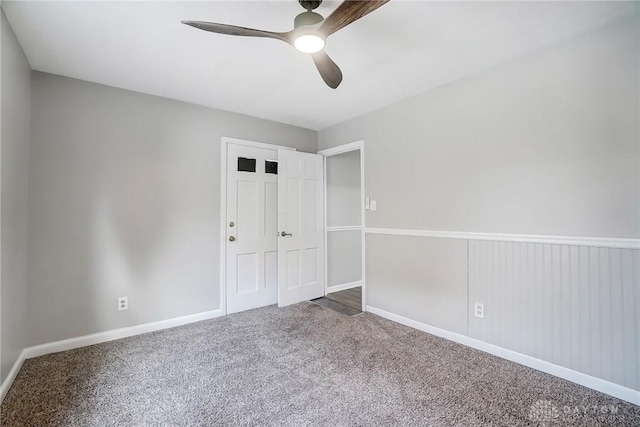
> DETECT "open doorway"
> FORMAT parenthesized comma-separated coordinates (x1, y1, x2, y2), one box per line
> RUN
(315, 141, 365, 314)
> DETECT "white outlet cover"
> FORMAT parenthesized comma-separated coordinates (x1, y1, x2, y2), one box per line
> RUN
(474, 302, 484, 319)
(118, 296, 128, 311)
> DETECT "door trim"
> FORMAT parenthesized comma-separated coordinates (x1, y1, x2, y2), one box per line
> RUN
(318, 140, 366, 312)
(219, 137, 295, 316)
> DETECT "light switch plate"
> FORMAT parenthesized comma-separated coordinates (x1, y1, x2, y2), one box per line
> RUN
(370, 200, 377, 211)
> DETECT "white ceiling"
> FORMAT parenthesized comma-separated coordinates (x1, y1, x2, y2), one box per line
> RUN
(3, 1, 636, 130)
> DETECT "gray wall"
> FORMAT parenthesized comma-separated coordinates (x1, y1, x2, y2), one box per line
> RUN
(326, 149, 362, 288)
(327, 231, 361, 288)
(319, 16, 639, 239)
(1, 10, 31, 382)
(320, 15, 640, 391)
(367, 235, 468, 335)
(28, 72, 316, 346)
(326, 150, 361, 227)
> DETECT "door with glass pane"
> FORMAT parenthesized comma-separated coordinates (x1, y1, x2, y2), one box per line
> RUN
(226, 143, 279, 313)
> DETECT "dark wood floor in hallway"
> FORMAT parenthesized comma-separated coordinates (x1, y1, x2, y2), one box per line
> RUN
(312, 287, 361, 315)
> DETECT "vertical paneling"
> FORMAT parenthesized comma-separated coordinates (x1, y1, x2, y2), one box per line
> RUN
(367, 234, 468, 335)
(621, 250, 638, 389)
(469, 241, 640, 391)
(599, 248, 613, 382)
(634, 251, 640, 390)
(577, 246, 591, 375)
(588, 246, 602, 379)
(609, 249, 625, 386)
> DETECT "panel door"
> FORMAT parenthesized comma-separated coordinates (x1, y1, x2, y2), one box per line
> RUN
(226, 143, 279, 313)
(277, 149, 325, 307)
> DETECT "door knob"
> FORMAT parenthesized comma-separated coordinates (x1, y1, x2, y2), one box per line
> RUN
(229, 236, 236, 242)
(280, 231, 292, 237)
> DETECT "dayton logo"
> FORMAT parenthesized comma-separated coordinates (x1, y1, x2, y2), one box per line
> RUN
(528, 400, 560, 424)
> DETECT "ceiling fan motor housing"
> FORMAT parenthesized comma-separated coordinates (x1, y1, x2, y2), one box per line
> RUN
(299, 0, 322, 11)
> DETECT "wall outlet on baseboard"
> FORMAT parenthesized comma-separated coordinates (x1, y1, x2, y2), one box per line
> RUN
(118, 296, 128, 311)
(474, 302, 484, 319)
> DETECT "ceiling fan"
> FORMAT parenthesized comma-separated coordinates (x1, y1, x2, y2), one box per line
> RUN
(182, 0, 390, 89)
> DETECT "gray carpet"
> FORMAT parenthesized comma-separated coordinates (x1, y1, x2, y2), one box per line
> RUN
(2, 302, 639, 426)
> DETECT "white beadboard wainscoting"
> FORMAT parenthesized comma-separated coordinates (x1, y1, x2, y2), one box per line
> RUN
(365, 228, 640, 405)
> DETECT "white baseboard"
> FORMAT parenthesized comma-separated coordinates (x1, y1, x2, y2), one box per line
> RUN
(366, 305, 640, 406)
(24, 309, 224, 359)
(1, 308, 224, 403)
(326, 281, 362, 294)
(0, 349, 27, 404)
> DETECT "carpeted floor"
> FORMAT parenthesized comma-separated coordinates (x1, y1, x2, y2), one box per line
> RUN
(2, 302, 639, 426)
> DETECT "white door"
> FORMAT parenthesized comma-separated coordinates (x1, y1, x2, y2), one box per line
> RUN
(277, 150, 325, 307)
(226, 143, 279, 313)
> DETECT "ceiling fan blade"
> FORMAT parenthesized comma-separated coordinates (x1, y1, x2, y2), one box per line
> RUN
(312, 51, 343, 89)
(182, 21, 292, 43)
(319, 0, 390, 37)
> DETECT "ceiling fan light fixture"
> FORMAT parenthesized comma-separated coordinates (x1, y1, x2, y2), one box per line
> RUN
(294, 34, 325, 53)
(182, 0, 391, 88)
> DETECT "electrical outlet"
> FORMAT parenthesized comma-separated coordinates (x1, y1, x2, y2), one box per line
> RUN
(474, 302, 484, 319)
(118, 296, 128, 311)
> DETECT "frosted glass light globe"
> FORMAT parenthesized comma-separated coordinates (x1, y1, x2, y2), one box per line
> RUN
(294, 34, 325, 53)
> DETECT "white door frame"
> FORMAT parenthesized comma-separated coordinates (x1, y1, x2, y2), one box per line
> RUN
(219, 137, 295, 316)
(318, 140, 366, 312)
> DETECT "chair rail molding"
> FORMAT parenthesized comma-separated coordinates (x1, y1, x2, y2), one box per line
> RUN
(365, 228, 640, 250)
